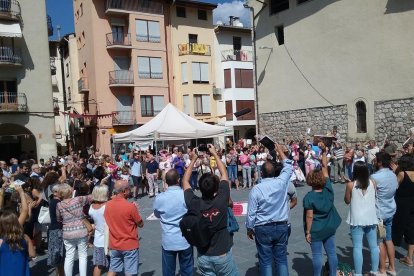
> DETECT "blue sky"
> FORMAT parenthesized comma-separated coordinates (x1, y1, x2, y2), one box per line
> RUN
(46, 0, 250, 40)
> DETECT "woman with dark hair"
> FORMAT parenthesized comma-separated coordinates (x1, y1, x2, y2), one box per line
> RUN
(303, 143, 341, 276)
(344, 161, 379, 276)
(392, 154, 414, 267)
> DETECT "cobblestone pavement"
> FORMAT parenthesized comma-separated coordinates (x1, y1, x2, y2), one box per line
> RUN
(31, 182, 414, 275)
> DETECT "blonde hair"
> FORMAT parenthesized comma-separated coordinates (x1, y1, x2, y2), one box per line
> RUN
(58, 183, 73, 199)
(92, 185, 108, 202)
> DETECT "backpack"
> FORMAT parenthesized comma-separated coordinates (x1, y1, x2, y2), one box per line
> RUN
(179, 198, 213, 248)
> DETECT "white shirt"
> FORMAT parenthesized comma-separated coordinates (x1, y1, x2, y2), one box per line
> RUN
(305, 150, 316, 163)
(367, 147, 379, 164)
(346, 181, 377, 226)
(89, 204, 106, 247)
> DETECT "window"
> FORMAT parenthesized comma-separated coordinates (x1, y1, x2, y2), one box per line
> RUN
(136, 20, 161, 42)
(275, 25, 284, 45)
(224, 69, 231, 88)
(176, 6, 186, 18)
(181, 62, 187, 84)
(194, 95, 211, 115)
(80, 3, 83, 16)
(233, 36, 241, 51)
(192, 62, 209, 84)
(235, 69, 253, 88)
(189, 34, 198, 44)
(198, 10, 207, 20)
(66, 63, 70, 77)
(225, 101, 233, 120)
(236, 100, 255, 120)
(356, 101, 367, 133)
(67, 87, 71, 101)
(0, 80, 18, 109)
(183, 95, 189, 114)
(140, 95, 164, 117)
(297, 0, 311, 4)
(138, 57, 163, 79)
(270, 0, 289, 14)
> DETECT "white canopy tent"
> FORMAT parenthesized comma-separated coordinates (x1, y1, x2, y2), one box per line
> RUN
(112, 103, 232, 143)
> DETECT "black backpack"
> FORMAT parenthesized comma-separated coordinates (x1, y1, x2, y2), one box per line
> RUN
(179, 198, 213, 248)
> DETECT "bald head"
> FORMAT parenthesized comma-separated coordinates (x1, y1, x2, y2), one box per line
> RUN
(165, 169, 179, 186)
(261, 161, 276, 179)
(114, 179, 129, 195)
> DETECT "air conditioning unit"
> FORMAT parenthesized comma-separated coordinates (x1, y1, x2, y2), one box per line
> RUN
(213, 87, 222, 95)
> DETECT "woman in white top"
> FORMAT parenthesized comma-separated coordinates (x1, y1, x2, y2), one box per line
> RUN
(344, 161, 379, 276)
(88, 185, 109, 276)
(305, 144, 316, 175)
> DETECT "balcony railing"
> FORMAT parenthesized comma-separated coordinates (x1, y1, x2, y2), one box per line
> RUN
(178, 43, 211, 56)
(138, 71, 163, 79)
(136, 34, 161, 43)
(78, 77, 89, 92)
(106, 32, 132, 48)
(221, 49, 253, 62)
(112, 110, 136, 125)
(109, 70, 134, 85)
(106, 0, 163, 15)
(0, 92, 27, 112)
(0, 46, 22, 65)
(0, 0, 21, 21)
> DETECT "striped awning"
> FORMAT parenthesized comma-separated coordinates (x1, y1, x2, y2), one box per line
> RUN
(0, 22, 22, 37)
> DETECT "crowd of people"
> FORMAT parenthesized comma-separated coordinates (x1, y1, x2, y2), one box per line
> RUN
(0, 134, 413, 276)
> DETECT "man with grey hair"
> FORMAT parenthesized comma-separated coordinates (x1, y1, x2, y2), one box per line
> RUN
(105, 180, 144, 276)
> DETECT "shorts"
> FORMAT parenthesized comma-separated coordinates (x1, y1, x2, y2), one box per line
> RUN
(93, 246, 109, 268)
(109, 248, 139, 275)
(132, 176, 142, 187)
(380, 217, 393, 241)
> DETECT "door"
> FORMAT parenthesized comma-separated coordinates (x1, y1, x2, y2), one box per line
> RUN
(114, 57, 130, 82)
(0, 80, 17, 110)
(117, 95, 133, 124)
(111, 25, 124, 44)
(233, 36, 241, 60)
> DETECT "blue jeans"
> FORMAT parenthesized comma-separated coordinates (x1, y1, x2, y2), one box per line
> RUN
(254, 223, 289, 276)
(190, 171, 198, 189)
(197, 250, 238, 276)
(310, 235, 337, 276)
(367, 163, 374, 175)
(227, 165, 237, 183)
(350, 225, 379, 275)
(162, 246, 193, 276)
(257, 165, 263, 183)
(346, 164, 353, 180)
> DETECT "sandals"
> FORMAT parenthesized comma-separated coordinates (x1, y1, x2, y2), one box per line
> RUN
(386, 271, 397, 276)
(399, 257, 413, 267)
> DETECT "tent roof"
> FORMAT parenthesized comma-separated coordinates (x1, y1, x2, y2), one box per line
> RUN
(112, 103, 232, 143)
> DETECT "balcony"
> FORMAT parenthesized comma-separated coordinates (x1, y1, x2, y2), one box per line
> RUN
(78, 77, 89, 93)
(47, 15, 53, 37)
(106, 33, 132, 49)
(0, 0, 21, 21)
(112, 110, 136, 125)
(105, 0, 163, 15)
(221, 49, 253, 62)
(0, 92, 27, 112)
(109, 70, 134, 87)
(0, 46, 22, 65)
(178, 43, 211, 56)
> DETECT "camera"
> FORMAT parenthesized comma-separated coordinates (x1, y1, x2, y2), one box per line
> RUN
(197, 144, 209, 153)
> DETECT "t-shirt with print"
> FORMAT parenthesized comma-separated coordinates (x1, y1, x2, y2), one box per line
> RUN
(184, 180, 232, 256)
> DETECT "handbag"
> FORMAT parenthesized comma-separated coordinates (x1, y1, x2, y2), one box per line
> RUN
(377, 219, 386, 239)
(82, 218, 94, 235)
(227, 207, 239, 234)
(38, 206, 51, 224)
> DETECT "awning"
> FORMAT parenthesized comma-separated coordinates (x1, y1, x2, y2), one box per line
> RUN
(0, 22, 22, 38)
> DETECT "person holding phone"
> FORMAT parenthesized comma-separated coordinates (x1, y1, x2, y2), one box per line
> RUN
(240, 148, 252, 189)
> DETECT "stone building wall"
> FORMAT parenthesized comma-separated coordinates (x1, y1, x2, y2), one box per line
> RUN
(259, 105, 348, 142)
(374, 98, 414, 146)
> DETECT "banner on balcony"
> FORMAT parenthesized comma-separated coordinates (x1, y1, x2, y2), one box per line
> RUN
(61, 112, 119, 119)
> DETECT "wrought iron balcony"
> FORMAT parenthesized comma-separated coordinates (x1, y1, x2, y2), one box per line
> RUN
(78, 77, 89, 93)
(106, 32, 132, 49)
(0, 0, 21, 21)
(105, 0, 163, 15)
(178, 43, 211, 56)
(0, 46, 22, 65)
(112, 110, 136, 125)
(221, 49, 253, 62)
(0, 92, 27, 112)
(109, 70, 134, 86)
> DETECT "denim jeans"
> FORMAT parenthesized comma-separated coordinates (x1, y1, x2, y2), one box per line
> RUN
(345, 164, 353, 180)
(257, 165, 263, 183)
(197, 249, 238, 276)
(162, 246, 193, 276)
(350, 225, 379, 275)
(227, 165, 237, 183)
(310, 235, 338, 276)
(190, 171, 198, 189)
(242, 166, 252, 188)
(109, 248, 139, 275)
(254, 223, 289, 276)
(63, 237, 88, 276)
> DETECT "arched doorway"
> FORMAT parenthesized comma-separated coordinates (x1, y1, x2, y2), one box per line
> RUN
(0, 123, 37, 162)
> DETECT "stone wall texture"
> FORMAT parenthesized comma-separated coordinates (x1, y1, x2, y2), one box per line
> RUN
(259, 105, 348, 142)
(374, 98, 414, 146)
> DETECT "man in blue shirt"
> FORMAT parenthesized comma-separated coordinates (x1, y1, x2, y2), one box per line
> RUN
(172, 150, 185, 185)
(246, 143, 293, 276)
(146, 153, 159, 197)
(129, 152, 143, 198)
(153, 169, 193, 276)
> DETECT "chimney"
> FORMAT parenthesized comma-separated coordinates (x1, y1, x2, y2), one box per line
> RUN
(229, 16, 234, 26)
(233, 17, 240, 26)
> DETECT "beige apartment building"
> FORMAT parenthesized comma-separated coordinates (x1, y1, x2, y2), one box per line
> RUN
(170, 0, 218, 123)
(73, 0, 173, 154)
(248, 0, 414, 145)
(0, 0, 57, 161)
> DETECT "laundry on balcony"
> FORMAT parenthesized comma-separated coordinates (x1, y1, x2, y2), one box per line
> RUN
(178, 43, 188, 55)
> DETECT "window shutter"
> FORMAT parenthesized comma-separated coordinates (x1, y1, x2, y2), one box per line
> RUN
(241, 69, 253, 88)
(183, 95, 189, 114)
(200, 63, 209, 83)
(202, 95, 210, 114)
(235, 69, 242, 88)
(181, 62, 187, 83)
(192, 62, 201, 82)
(225, 101, 233, 120)
(136, 20, 148, 41)
(148, 21, 160, 42)
(153, 96, 164, 115)
(150, 57, 162, 77)
(224, 69, 231, 88)
(138, 57, 150, 77)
